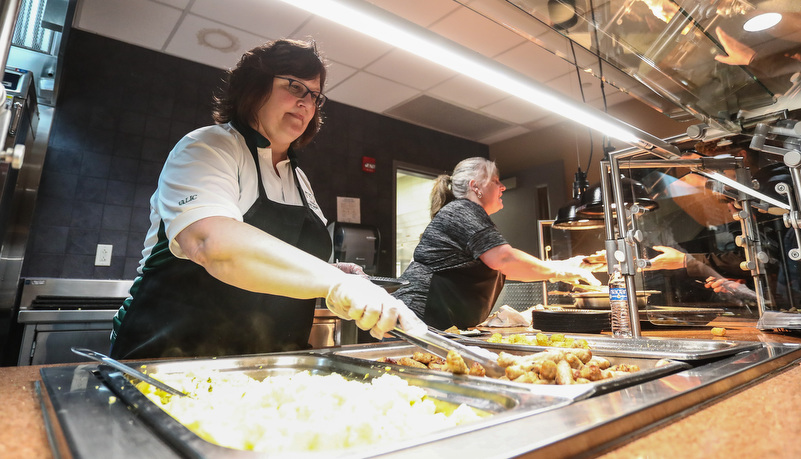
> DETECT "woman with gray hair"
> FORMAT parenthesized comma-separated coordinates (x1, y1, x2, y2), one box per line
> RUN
(392, 157, 599, 330)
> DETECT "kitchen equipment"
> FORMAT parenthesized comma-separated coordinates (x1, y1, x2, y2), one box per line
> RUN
(464, 334, 763, 361)
(37, 339, 799, 458)
(328, 221, 380, 275)
(531, 309, 611, 333)
(389, 325, 506, 378)
(15, 278, 132, 366)
(573, 290, 658, 309)
(70, 347, 188, 397)
(0, 67, 42, 365)
(368, 275, 409, 292)
(43, 351, 567, 459)
(335, 341, 689, 397)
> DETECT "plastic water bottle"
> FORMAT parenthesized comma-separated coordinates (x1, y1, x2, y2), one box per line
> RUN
(609, 266, 632, 338)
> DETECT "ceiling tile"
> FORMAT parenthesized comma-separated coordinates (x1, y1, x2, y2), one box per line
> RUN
(365, 49, 457, 91)
(496, 42, 573, 84)
(367, 0, 460, 27)
(74, 0, 182, 51)
(153, 0, 190, 8)
(327, 73, 418, 113)
(547, 71, 601, 103)
(429, 7, 525, 58)
(324, 60, 358, 92)
(292, 16, 393, 69)
(165, 14, 269, 69)
(481, 96, 552, 124)
(190, 0, 311, 39)
(480, 125, 531, 145)
(428, 74, 508, 110)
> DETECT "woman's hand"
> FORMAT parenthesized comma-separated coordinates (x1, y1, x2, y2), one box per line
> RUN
(333, 262, 368, 278)
(715, 27, 756, 66)
(703, 276, 757, 300)
(325, 275, 412, 339)
(548, 258, 601, 286)
(647, 246, 687, 270)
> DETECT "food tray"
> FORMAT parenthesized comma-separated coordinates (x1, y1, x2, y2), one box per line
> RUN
(641, 306, 726, 326)
(331, 342, 689, 400)
(459, 334, 762, 361)
(43, 352, 572, 459)
(531, 309, 610, 333)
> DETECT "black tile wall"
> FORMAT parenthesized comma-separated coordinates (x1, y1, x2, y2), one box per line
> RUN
(21, 30, 487, 280)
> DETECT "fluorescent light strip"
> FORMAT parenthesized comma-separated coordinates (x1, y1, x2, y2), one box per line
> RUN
(280, 0, 640, 144)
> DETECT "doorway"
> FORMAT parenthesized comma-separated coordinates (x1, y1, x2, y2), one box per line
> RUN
(395, 163, 440, 277)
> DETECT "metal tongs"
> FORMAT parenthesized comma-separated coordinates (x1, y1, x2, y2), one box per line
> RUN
(390, 324, 506, 378)
(71, 347, 189, 397)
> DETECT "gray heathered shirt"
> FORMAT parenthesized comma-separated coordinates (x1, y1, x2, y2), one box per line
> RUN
(392, 198, 508, 322)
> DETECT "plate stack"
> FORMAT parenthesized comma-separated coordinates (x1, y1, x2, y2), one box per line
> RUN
(531, 309, 611, 333)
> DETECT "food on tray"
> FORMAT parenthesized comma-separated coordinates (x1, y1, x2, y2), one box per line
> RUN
(380, 347, 646, 385)
(581, 251, 608, 273)
(379, 351, 486, 376)
(583, 250, 607, 265)
(487, 332, 590, 349)
(711, 327, 727, 337)
(136, 370, 481, 454)
(445, 350, 470, 374)
(444, 326, 482, 336)
(497, 350, 641, 385)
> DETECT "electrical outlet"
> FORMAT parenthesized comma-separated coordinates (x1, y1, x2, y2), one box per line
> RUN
(95, 244, 113, 266)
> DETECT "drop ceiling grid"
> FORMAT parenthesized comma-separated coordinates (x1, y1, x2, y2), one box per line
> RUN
(326, 72, 419, 113)
(74, 0, 183, 51)
(367, 0, 461, 27)
(189, 0, 311, 39)
(364, 49, 458, 92)
(70, 0, 637, 145)
(165, 14, 268, 70)
(428, 6, 528, 59)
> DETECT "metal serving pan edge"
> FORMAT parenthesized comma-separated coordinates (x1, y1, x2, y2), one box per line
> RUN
(86, 352, 574, 458)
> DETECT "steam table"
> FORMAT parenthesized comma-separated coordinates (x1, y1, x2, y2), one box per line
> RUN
(0, 317, 799, 459)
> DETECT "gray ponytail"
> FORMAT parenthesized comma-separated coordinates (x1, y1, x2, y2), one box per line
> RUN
(430, 157, 497, 217)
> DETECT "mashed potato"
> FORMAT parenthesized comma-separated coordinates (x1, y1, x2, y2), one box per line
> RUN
(137, 371, 481, 454)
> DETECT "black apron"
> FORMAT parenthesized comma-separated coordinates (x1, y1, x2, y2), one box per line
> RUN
(111, 124, 332, 359)
(423, 263, 505, 330)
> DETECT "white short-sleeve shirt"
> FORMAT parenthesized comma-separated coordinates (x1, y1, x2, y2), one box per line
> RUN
(140, 123, 327, 265)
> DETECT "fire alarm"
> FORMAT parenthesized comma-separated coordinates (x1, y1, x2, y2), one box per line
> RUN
(362, 156, 376, 173)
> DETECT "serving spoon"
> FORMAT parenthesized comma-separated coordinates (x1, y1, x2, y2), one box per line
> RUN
(71, 347, 189, 397)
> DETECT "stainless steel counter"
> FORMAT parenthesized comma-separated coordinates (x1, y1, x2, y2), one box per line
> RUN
(36, 337, 801, 458)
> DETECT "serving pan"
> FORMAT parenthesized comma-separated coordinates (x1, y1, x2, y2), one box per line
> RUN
(459, 334, 763, 361)
(65, 352, 571, 458)
(331, 342, 690, 400)
(572, 290, 659, 309)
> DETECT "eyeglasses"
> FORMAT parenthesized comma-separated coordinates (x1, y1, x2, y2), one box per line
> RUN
(274, 76, 327, 108)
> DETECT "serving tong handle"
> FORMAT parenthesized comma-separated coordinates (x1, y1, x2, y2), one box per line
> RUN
(390, 326, 505, 378)
(71, 347, 189, 397)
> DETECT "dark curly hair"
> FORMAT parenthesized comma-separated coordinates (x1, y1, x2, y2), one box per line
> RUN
(212, 39, 328, 148)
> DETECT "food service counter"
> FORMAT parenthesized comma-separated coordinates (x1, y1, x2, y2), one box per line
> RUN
(1, 318, 799, 459)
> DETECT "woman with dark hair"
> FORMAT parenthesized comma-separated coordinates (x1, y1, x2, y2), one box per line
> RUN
(392, 157, 600, 330)
(111, 39, 417, 359)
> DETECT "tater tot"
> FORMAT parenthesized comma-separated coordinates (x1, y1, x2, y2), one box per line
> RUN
(469, 363, 486, 377)
(711, 327, 727, 337)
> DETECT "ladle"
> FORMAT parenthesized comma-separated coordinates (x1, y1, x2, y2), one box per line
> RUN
(70, 347, 189, 397)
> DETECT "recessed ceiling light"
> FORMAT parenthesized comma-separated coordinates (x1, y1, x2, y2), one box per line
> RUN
(743, 12, 782, 32)
(197, 28, 240, 53)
